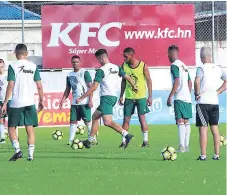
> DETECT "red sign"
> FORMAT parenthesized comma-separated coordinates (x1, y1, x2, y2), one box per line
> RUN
(42, 5, 195, 68)
(35, 93, 71, 126)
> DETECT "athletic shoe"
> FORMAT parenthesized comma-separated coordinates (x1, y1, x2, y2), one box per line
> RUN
(119, 142, 126, 148)
(197, 156, 207, 161)
(124, 134, 134, 149)
(141, 142, 149, 147)
(9, 151, 23, 161)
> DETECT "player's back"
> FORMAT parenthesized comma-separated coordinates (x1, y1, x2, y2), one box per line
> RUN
(9, 59, 38, 108)
(99, 63, 121, 97)
(171, 59, 191, 103)
(198, 63, 223, 104)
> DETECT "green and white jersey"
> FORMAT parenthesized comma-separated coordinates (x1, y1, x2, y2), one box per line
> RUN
(7, 59, 41, 108)
(0, 75, 7, 101)
(171, 59, 191, 103)
(67, 68, 92, 105)
(94, 63, 125, 97)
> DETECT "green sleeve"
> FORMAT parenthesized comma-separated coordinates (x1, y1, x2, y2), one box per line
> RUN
(34, 67, 41, 81)
(66, 77, 71, 88)
(84, 71, 92, 83)
(171, 65, 179, 79)
(118, 66, 126, 77)
(94, 69, 105, 83)
(188, 73, 191, 81)
(7, 65, 15, 81)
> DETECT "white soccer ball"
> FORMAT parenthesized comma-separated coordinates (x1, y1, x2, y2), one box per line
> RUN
(161, 146, 177, 161)
(52, 130, 63, 140)
(71, 139, 83, 150)
(220, 135, 227, 146)
(77, 125, 86, 135)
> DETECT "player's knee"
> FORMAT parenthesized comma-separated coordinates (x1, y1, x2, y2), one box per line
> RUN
(103, 119, 112, 127)
(177, 119, 184, 125)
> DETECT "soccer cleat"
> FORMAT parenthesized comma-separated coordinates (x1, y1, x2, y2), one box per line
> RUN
(0, 139, 6, 144)
(119, 142, 126, 148)
(185, 146, 189, 152)
(27, 157, 33, 161)
(141, 142, 149, 147)
(9, 151, 23, 161)
(124, 134, 134, 149)
(83, 139, 92, 149)
(177, 145, 185, 153)
(66, 141, 72, 146)
(197, 156, 207, 161)
(212, 156, 220, 160)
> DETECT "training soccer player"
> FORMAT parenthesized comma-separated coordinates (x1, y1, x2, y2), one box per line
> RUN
(118, 47, 152, 147)
(195, 46, 227, 161)
(76, 49, 137, 149)
(1, 44, 44, 161)
(167, 45, 192, 153)
(0, 59, 18, 143)
(59, 55, 93, 145)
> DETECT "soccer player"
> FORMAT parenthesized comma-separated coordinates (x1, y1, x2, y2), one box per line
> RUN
(167, 45, 192, 152)
(195, 46, 227, 161)
(59, 55, 93, 145)
(118, 47, 152, 147)
(1, 44, 43, 161)
(76, 49, 137, 149)
(0, 59, 18, 143)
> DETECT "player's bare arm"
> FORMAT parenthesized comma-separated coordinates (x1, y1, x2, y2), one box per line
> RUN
(87, 82, 93, 108)
(35, 81, 44, 111)
(119, 78, 126, 106)
(167, 78, 180, 107)
(144, 64, 152, 106)
(59, 85, 70, 109)
(194, 76, 201, 100)
(76, 82, 99, 104)
(123, 74, 138, 93)
(188, 78, 192, 92)
(217, 80, 227, 95)
(2, 81, 14, 114)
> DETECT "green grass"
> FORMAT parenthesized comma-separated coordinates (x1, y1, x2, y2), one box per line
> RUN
(0, 124, 226, 195)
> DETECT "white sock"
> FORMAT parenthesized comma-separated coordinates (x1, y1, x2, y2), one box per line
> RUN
(16, 127, 19, 138)
(201, 155, 206, 159)
(69, 124, 77, 142)
(12, 140, 21, 153)
(214, 154, 219, 158)
(122, 136, 126, 143)
(143, 131, 148, 142)
(86, 122, 92, 137)
(28, 144, 35, 159)
(185, 123, 191, 147)
(178, 124, 186, 147)
(0, 124, 5, 139)
(88, 136, 95, 142)
(122, 130, 128, 137)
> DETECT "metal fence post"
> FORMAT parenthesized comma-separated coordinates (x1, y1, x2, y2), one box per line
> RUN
(212, 1, 215, 63)
(21, 1, 25, 43)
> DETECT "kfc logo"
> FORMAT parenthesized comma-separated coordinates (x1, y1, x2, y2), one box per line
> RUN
(47, 22, 122, 47)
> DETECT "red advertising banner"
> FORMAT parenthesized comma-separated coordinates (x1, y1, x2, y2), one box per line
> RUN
(35, 93, 71, 126)
(42, 5, 195, 69)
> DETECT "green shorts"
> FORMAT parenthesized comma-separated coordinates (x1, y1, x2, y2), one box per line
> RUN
(174, 100, 192, 120)
(97, 96, 117, 115)
(8, 105, 38, 127)
(0, 100, 11, 118)
(124, 98, 150, 117)
(70, 104, 91, 123)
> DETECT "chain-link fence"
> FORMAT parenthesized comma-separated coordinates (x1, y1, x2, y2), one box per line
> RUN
(0, 1, 226, 68)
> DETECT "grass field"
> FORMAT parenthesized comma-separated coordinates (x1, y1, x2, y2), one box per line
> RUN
(0, 124, 226, 195)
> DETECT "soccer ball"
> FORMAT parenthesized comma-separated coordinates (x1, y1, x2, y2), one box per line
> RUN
(76, 125, 86, 135)
(220, 135, 227, 146)
(161, 146, 177, 161)
(71, 139, 83, 150)
(52, 130, 63, 140)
